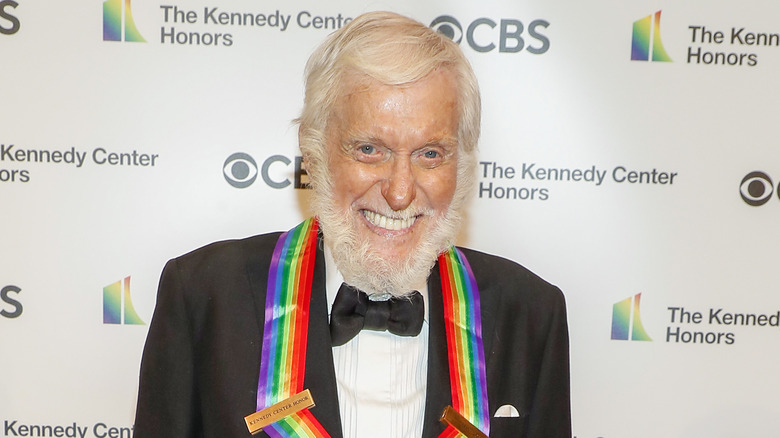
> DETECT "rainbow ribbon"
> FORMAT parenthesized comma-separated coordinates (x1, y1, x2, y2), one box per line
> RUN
(256, 218, 330, 437)
(438, 247, 490, 437)
(255, 220, 488, 437)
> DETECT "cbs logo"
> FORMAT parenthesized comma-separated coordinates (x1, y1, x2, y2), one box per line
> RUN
(430, 15, 549, 54)
(740, 171, 779, 206)
(223, 153, 309, 189)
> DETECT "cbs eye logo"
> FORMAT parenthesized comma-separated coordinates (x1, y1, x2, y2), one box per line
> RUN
(431, 16, 463, 43)
(740, 171, 779, 206)
(223, 152, 258, 189)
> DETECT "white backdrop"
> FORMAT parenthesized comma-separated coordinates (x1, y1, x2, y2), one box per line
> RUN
(3, 1, 780, 437)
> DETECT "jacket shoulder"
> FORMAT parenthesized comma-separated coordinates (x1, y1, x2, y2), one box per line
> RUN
(155, 232, 285, 312)
(456, 246, 565, 310)
(169, 232, 284, 275)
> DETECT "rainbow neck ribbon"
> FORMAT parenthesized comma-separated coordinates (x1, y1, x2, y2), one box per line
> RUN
(256, 219, 489, 437)
(437, 247, 490, 437)
(257, 218, 329, 437)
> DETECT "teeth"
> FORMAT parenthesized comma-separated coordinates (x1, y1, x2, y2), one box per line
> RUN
(362, 210, 417, 231)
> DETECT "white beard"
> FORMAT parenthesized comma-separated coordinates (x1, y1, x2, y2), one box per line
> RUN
(314, 196, 461, 298)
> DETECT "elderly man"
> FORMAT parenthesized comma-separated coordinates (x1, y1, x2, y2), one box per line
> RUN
(134, 11, 570, 438)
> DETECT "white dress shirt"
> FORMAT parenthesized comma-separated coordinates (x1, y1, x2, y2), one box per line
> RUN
(324, 247, 429, 438)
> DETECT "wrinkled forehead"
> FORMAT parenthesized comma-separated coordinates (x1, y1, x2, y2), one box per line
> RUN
(328, 67, 460, 121)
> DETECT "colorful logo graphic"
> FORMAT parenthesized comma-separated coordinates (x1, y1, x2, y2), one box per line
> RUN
(103, 276, 144, 325)
(631, 10, 672, 62)
(611, 293, 652, 341)
(103, 0, 145, 42)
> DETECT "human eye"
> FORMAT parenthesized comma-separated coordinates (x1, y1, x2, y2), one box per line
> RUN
(414, 146, 447, 168)
(352, 142, 386, 163)
(358, 144, 377, 155)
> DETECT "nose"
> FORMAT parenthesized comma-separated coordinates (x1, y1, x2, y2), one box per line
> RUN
(381, 157, 416, 211)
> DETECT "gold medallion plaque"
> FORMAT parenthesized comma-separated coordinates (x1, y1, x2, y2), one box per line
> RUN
(244, 389, 316, 435)
(439, 405, 489, 438)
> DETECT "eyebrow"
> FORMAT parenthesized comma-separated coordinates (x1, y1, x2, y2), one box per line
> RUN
(426, 137, 458, 150)
(341, 131, 459, 151)
(341, 135, 387, 152)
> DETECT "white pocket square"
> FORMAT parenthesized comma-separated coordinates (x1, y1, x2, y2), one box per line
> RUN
(494, 404, 520, 417)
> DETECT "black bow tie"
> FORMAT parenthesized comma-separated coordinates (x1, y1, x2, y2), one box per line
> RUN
(329, 283, 424, 347)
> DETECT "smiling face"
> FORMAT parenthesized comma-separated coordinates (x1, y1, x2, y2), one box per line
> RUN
(328, 69, 459, 260)
(316, 69, 462, 295)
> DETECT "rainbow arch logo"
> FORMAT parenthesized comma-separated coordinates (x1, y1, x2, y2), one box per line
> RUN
(103, 0, 145, 42)
(611, 293, 652, 341)
(631, 10, 671, 62)
(103, 276, 145, 325)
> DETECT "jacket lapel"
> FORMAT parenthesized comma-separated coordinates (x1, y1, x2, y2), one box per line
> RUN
(302, 237, 344, 436)
(422, 259, 452, 437)
(247, 233, 343, 437)
(422, 250, 499, 436)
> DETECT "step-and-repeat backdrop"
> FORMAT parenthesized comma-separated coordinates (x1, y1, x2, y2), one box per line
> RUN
(3, 0, 779, 437)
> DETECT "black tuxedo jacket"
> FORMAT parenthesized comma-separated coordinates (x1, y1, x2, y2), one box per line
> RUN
(133, 232, 570, 438)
